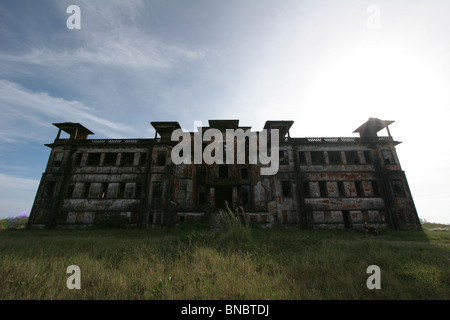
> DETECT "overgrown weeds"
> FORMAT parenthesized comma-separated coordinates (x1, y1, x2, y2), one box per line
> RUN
(216, 205, 251, 250)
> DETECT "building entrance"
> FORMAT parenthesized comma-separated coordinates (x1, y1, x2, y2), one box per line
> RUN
(214, 186, 233, 209)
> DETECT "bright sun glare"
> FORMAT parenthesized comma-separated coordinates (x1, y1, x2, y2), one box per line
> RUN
(304, 42, 447, 138)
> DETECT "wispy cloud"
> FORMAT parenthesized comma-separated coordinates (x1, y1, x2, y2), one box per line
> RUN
(0, 173, 38, 191)
(1, 0, 211, 70)
(0, 80, 139, 142)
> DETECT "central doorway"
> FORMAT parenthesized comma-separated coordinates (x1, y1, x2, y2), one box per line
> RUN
(342, 210, 353, 229)
(214, 186, 233, 209)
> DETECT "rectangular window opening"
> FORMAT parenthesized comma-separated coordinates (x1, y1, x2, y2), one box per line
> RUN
(355, 181, 364, 197)
(121, 153, 135, 166)
(139, 153, 147, 166)
(87, 153, 101, 166)
(328, 151, 341, 165)
(104, 153, 118, 166)
(392, 180, 406, 197)
(364, 151, 373, 164)
(346, 151, 360, 164)
(135, 183, 143, 198)
(302, 182, 310, 197)
(117, 182, 126, 198)
(74, 153, 82, 166)
(240, 167, 248, 180)
(124, 183, 134, 199)
(219, 164, 228, 178)
(82, 183, 91, 198)
(372, 181, 380, 197)
(199, 192, 206, 205)
(152, 181, 163, 199)
(156, 151, 166, 166)
(279, 150, 289, 165)
(67, 184, 75, 199)
(241, 188, 250, 205)
(311, 152, 325, 165)
(53, 152, 64, 166)
(298, 152, 307, 165)
(382, 150, 395, 165)
(100, 183, 108, 199)
(281, 181, 292, 198)
(44, 181, 55, 198)
(338, 181, 346, 197)
(319, 181, 327, 197)
(198, 167, 206, 184)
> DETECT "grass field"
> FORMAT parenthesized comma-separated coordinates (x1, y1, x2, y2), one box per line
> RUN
(0, 214, 448, 300)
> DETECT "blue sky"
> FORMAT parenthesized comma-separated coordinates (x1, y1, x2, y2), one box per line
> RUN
(1, 0, 449, 223)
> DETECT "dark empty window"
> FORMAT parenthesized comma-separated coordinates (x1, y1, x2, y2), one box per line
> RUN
(44, 181, 55, 197)
(152, 181, 163, 199)
(100, 183, 108, 199)
(346, 151, 360, 164)
(328, 151, 341, 164)
(354, 181, 364, 197)
(364, 151, 373, 164)
(371, 181, 380, 197)
(310, 152, 325, 165)
(82, 183, 91, 198)
(382, 150, 395, 165)
(53, 152, 64, 166)
(241, 186, 250, 205)
(279, 150, 289, 165)
(135, 183, 142, 198)
(199, 192, 206, 205)
(319, 181, 327, 197)
(104, 153, 117, 166)
(392, 180, 406, 197)
(121, 153, 135, 166)
(281, 181, 292, 198)
(338, 181, 346, 197)
(117, 182, 126, 198)
(156, 151, 166, 166)
(198, 167, 206, 184)
(66, 184, 75, 198)
(124, 183, 134, 198)
(139, 153, 147, 166)
(219, 165, 228, 178)
(87, 153, 101, 166)
(303, 182, 310, 197)
(74, 153, 82, 166)
(240, 167, 248, 179)
(298, 152, 307, 165)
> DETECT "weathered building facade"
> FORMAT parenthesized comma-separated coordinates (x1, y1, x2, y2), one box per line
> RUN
(27, 118, 421, 230)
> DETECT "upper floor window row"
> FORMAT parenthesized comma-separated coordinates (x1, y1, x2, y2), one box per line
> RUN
(63, 152, 148, 167)
(298, 150, 395, 165)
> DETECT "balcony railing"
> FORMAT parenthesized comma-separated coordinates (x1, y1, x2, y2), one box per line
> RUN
(53, 138, 164, 144)
(287, 136, 393, 143)
(53, 136, 394, 145)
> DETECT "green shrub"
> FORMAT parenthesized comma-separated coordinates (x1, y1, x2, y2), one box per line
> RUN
(0, 217, 28, 230)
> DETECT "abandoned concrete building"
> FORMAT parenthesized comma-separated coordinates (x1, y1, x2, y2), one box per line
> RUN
(27, 118, 421, 230)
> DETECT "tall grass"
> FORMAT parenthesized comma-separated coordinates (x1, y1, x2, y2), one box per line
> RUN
(0, 219, 448, 299)
(216, 205, 251, 249)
